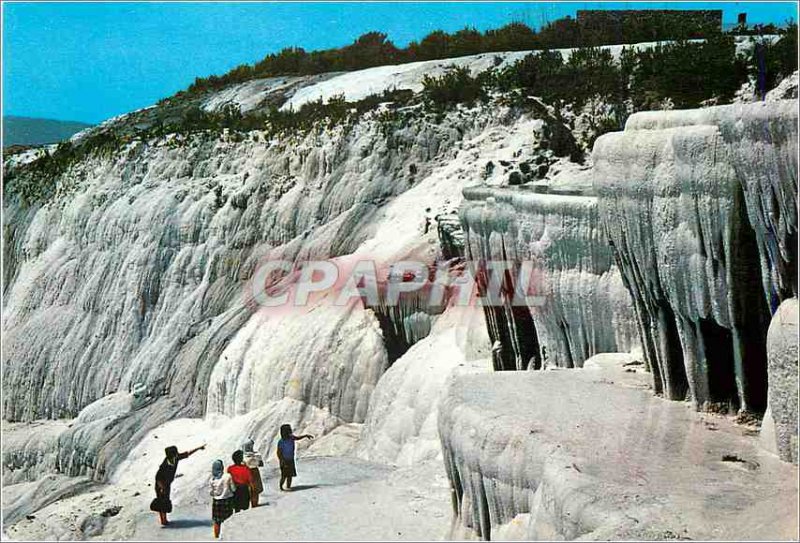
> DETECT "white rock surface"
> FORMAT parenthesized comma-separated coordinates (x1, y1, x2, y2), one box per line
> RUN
(200, 76, 321, 113)
(766, 70, 799, 102)
(439, 361, 799, 540)
(357, 305, 490, 466)
(2, 97, 548, 527)
(460, 186, 639, 370)
(594, 100, 798, 410)
(206, 301, 388, 423)
(765, 297, 799, 463)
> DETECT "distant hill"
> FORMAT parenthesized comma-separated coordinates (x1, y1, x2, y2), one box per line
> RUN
(3, 116, 92, 147)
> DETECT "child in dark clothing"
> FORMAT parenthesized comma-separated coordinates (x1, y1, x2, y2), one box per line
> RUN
(151, 443, 205, 525)
(276, 424, 313, 491)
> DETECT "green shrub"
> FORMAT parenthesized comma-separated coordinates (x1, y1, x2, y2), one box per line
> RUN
(422, 67, 487, 108)
(630, 33, 747, 109)
(565, 47, 620, 106)
(497, 48, 626, 113)
(497, 50, 566, 99)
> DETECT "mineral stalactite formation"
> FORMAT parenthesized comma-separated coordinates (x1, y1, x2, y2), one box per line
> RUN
(593, 100, 797, 413)
(438, 94, 800, 542)
(459, 186, 638, 370)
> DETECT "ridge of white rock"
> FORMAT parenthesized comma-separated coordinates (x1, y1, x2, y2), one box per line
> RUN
(197, 40, 718, 115)
(357, 305, 491, 466)
(593, 99, 798, 411)
(206, 301, 388, 422)
(439, 358, 799, 541)
(766, 70, 799, 102)
(3, 103, 495, 419)
(200, 74, 334, 113)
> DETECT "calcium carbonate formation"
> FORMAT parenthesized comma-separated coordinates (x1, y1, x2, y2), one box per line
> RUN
(594, 100, 797, 412)
(2, 47, 797, 540)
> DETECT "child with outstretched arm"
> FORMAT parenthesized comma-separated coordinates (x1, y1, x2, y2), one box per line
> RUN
(150, 443, 205, 526)
(276, 424, 313, 491)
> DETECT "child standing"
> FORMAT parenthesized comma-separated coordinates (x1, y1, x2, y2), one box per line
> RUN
(276, 424, 313, 491)
(150, 443, 205, 526)
(242, 438, 264, 507)
(209, 460, 235, 539)
(227, 450, 252, 512)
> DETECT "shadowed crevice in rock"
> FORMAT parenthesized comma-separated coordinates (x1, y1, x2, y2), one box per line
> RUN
(698, 317, 737, 405)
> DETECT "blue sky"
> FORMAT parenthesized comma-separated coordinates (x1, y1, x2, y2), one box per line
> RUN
(3, 2, 797, 124)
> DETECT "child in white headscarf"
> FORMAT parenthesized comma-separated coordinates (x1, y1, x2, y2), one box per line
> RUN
(209, 459, 235, 539)
(242, 438, 264, 507)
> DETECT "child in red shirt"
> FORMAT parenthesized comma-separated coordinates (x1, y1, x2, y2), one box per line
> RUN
(227, 450, 252, 512)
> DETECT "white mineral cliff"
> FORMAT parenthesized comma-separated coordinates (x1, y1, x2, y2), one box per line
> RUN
(437, 97, 798, 540)
(459, 186, 639, 369)
(2, 57, 552, 534)
(2, 49, 797, 542)
(594, 100, 797, 412)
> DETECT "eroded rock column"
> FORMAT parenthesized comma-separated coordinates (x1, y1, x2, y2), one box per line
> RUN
(765, 297, 799, 463)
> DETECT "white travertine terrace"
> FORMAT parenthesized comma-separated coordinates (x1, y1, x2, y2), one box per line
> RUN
(2, 53, 797, 539)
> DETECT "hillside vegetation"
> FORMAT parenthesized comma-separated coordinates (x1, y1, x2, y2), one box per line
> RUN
(183, 17, 795, 94)
(5, 20, 797, 206)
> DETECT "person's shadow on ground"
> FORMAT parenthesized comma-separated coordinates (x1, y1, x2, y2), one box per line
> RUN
(164, 519, 212, 529)
(285, 484, 318, 492)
